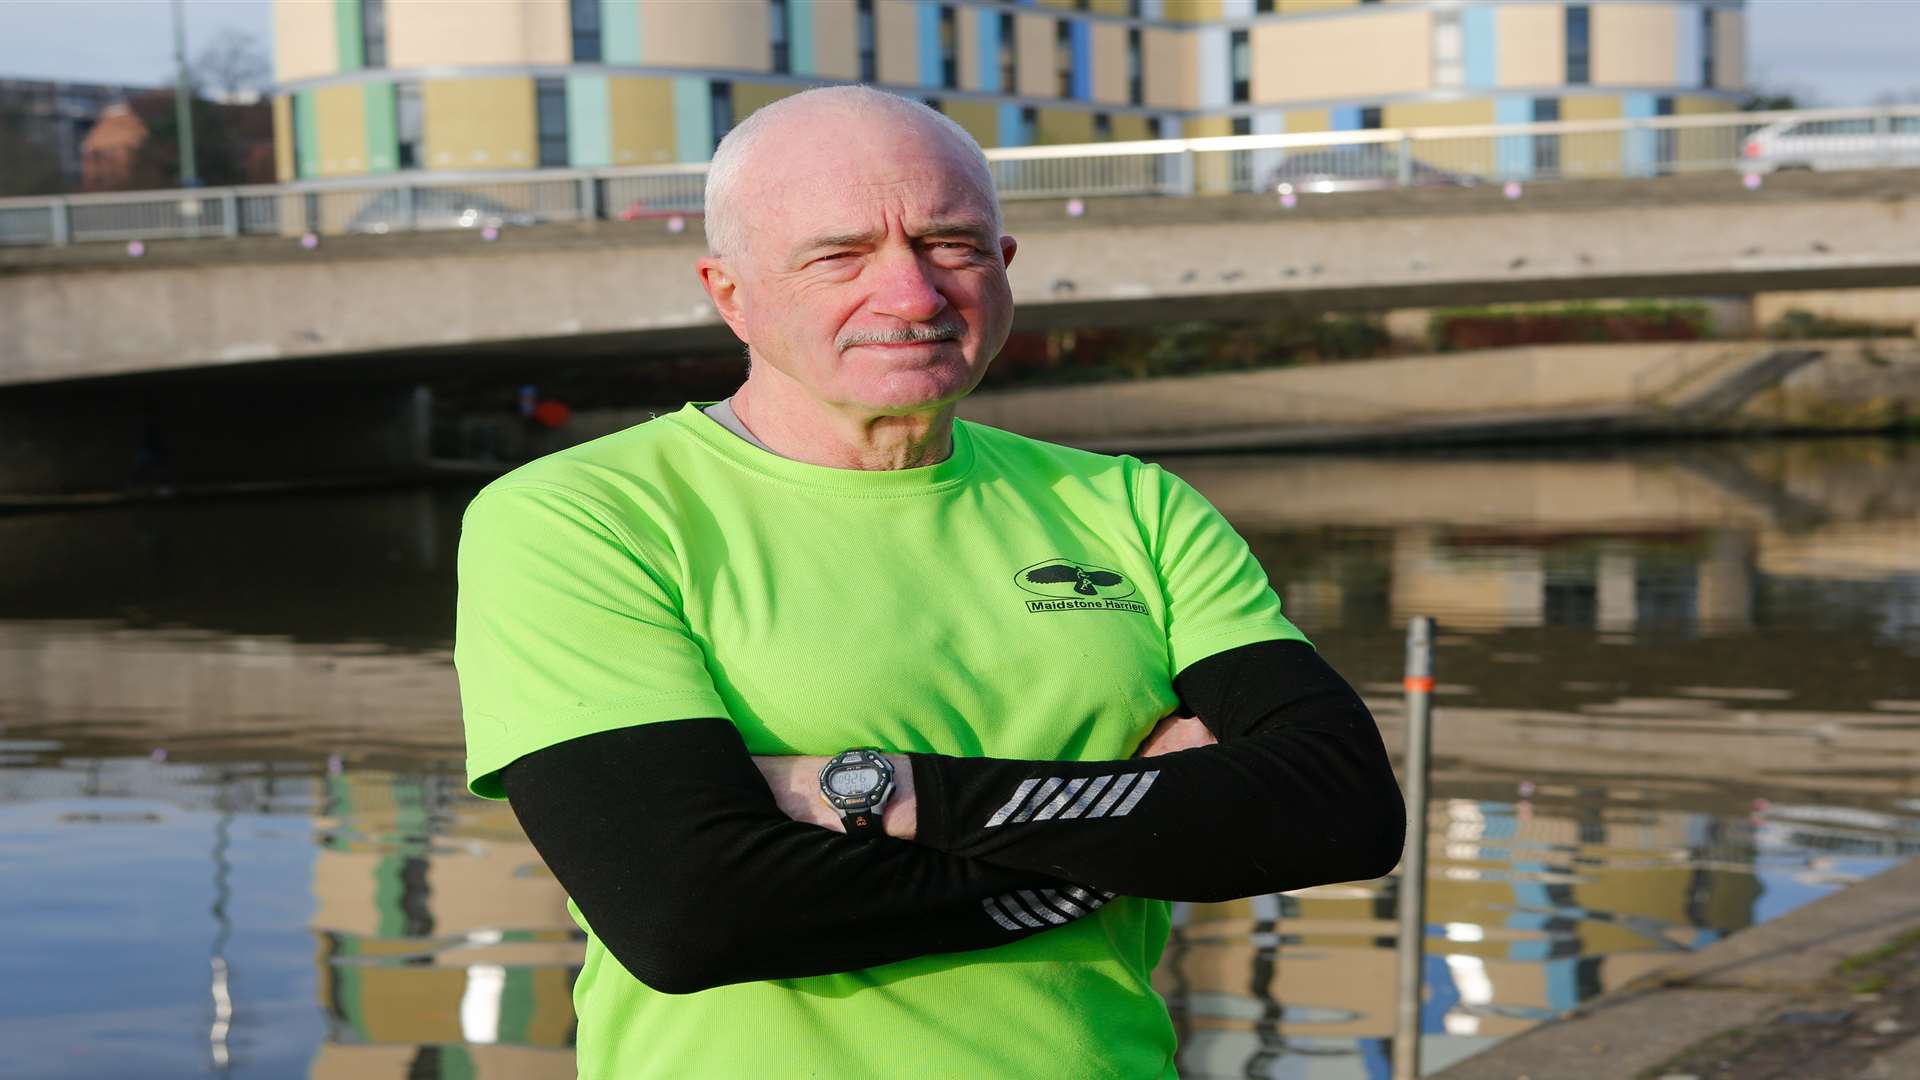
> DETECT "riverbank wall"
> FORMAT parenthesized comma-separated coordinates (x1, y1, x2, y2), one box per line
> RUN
(955, 338, 1920, 453)
(1435, 856, 1920, 1079)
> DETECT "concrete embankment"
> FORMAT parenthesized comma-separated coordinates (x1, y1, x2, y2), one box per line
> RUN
(1435, 857, 1920, 1079)
(956, 339, 1920, 453)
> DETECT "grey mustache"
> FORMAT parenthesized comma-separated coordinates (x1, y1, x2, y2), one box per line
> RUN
(838, 323, 965, 350)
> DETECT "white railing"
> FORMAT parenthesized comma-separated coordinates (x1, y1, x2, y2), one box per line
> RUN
(4, 105, 1917, 249)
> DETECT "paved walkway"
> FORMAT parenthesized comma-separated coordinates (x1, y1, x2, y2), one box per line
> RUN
(959, 339, 1916, 453)
(1435, 857, 1920, 1079)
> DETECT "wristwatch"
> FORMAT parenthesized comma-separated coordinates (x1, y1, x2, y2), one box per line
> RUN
(818, 748, 895, 839)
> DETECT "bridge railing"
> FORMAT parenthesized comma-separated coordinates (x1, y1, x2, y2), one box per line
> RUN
(4, 105, 1917, 248)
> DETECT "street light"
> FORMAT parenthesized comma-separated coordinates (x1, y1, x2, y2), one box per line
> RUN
(171, 0, 199, 188)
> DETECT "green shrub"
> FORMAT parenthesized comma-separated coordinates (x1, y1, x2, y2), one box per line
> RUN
(1428, 301, 1712, 351)
(1765, 308, 1915, 340)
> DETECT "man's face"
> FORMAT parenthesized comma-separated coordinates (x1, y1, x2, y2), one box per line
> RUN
(712, 115, 1016, 414)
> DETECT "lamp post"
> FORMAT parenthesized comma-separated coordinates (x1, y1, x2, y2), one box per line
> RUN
(171, 0, 199, 187)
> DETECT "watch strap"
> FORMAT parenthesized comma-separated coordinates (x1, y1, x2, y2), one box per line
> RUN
(842, 809, 884, 838)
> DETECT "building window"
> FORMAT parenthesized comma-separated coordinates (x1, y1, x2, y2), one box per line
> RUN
(1231, 116, 1251, 136)
(857, 0, 876, 82)
(1229, 29, 1250, 104)
(1432, 8, 1462, 89)
(1128, 0, 1142, 15)
(999, 13, 1017, 93)
(287, 96, 305, 177)
(1094, 112, 1112, 140)
(361, 0, 387, 68)
(569, 0, 600, 63)
(939, 5, 958, 89)
(923, 97, 942, 112)
(396, 82, 422, 169)
(1127, 27, 1143, 106)
(770, 0, 790, 73)
(1565, 5, 1590, 85)
(1020, 105, 1037, 144)
(711, 81, 734, 151)
(1359, 105, 1382, 129)
(1700, 8, 1715, 87)
(1532, 96, 1560, 173)
(535, 79, 568, 167)
(1655, 95, 1676, 171)
(1055, 20, 1074, 99)
(1256, 0, 1274, 12)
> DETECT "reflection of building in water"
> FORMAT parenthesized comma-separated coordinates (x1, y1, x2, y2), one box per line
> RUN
(1380, 527, 1761, 636)
(306, 769, 579, 1080)
(1158, 798, 1761, 1077)
(1185, 449, 1920, 640)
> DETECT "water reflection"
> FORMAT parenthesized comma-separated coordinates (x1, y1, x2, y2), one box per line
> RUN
(1, 438, 1916, 1078)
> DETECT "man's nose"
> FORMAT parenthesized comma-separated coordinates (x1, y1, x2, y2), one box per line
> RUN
(867, 247, 949, 324)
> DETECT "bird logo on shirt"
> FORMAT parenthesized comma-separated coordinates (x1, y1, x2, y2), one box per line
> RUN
(1014, 559, 1138, 600)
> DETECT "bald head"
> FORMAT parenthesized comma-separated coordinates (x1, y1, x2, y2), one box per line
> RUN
(702, 86, 1001, 259)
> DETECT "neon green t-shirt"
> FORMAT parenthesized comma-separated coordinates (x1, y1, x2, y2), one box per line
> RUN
(454, 402, 1306, 1079)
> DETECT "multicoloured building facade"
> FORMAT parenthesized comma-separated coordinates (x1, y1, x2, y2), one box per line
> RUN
(271, 0, 1748, 180)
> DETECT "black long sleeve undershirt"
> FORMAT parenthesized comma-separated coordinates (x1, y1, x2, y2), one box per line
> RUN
(501, 639, 1402, 994)
(500, 717, 1098, 995)
(910, 640, 1405, 902)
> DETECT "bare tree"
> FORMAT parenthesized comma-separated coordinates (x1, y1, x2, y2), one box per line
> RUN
(0, 103, 64, 195)
(193, 28, 270, 101)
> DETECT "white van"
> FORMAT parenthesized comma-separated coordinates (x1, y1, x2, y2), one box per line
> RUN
(1742, 115, 1920, 172)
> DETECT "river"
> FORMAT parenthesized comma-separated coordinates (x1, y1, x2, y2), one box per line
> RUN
(2, 437, 1917, 1078)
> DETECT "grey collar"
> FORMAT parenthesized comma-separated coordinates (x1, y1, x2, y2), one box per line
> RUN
(701, 397, 786, 458)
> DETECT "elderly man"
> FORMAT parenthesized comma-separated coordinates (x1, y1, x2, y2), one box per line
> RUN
(455, 86, 1402, 1078)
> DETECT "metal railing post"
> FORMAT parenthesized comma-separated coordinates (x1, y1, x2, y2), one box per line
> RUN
(220, 189, 239, 238)
(50, 199, 70, 246)
(401, 180, 417, 233)
(1393, 615, 1436, 1080)
(1180, 147, 1196, 197)
(581, 174, 600, 221)
(1396, 134, 1415, 187)
(1875, 108, 1894, 168)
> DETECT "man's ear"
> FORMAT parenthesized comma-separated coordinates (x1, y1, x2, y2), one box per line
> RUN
(696, 257, 751, 344)
(999, 234, 1018, 271)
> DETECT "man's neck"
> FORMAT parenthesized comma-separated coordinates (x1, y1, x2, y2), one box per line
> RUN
(730, 379, 956, 472)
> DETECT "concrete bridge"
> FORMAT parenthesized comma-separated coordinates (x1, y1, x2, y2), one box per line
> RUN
(4, 170, 1918, 389)
(3, 170, 1917, 495)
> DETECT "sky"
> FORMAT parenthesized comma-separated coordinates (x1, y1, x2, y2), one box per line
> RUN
(0, 0, 1916, 107)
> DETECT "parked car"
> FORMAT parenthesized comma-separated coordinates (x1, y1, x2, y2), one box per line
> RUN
(1265, 142, 1477, 193)
(1742, 115, 1920, 172)
(345, 188, 540, 234)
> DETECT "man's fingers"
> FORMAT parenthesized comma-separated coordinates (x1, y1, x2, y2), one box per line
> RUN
(1136, 714, 1217, 757)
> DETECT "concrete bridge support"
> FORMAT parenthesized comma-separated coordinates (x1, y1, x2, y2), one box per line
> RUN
(0, 380, 432, 496)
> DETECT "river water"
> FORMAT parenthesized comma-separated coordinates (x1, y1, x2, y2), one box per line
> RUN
(2, 437, 1917, 1079)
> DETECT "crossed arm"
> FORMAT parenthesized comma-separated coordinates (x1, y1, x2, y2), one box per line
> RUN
(500, 639, 1404, 994)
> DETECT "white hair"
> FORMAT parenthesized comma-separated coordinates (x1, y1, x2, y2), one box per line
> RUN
(702, 85, 1001, 258)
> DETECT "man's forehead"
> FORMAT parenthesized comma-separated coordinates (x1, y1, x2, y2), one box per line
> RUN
(752, 166, 997, 249)
(734, 112, 995, 240)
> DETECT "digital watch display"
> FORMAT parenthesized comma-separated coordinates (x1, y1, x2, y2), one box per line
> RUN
(818, 748, 895, 839)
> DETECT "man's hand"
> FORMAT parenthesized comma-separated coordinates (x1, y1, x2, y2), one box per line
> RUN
(1134, 712, 1217, 758)
(753, 754, 918, 840)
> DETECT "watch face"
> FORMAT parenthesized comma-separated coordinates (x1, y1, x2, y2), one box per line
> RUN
(828, 766, 882, 797)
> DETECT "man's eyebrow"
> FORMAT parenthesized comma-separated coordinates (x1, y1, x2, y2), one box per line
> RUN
(913, 219, 995, 240)
(799, 230, 881, 251)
